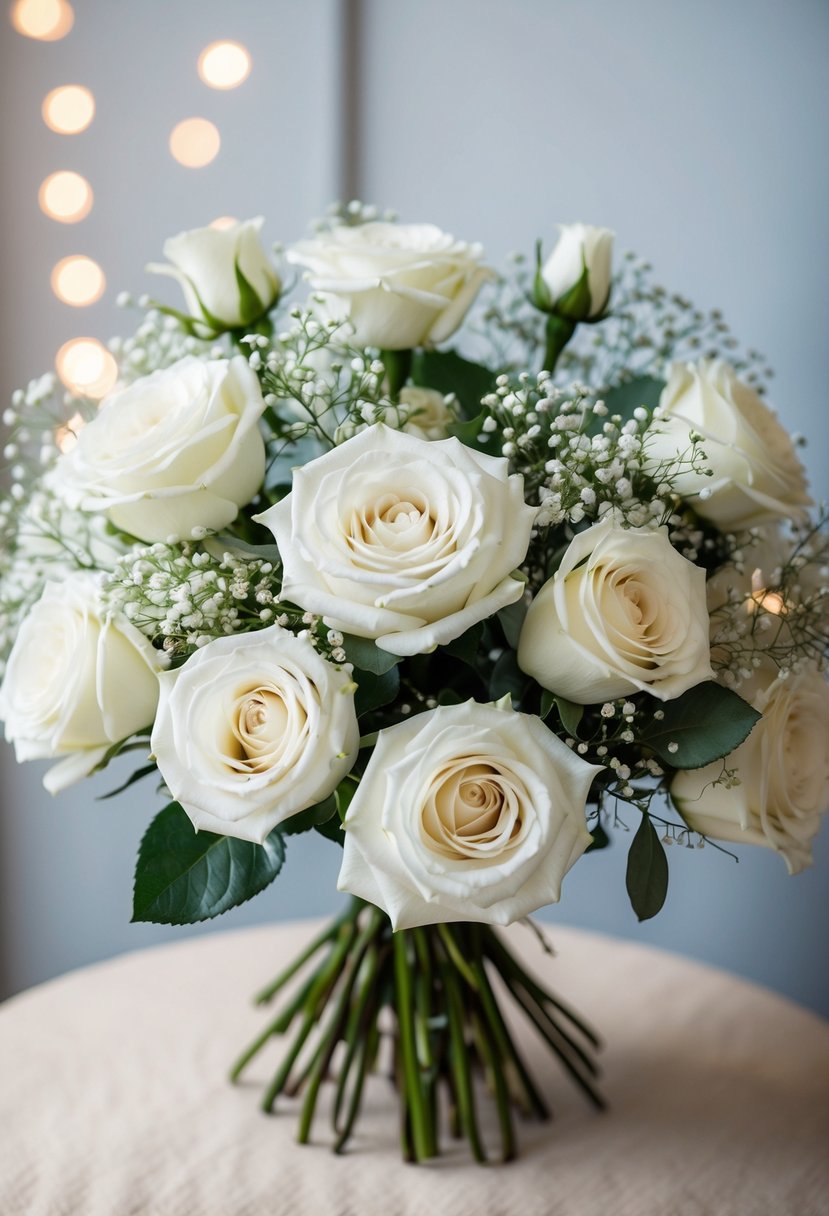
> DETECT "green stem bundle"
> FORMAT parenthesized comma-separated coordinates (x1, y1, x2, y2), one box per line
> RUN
(230, 899, 603, 1163)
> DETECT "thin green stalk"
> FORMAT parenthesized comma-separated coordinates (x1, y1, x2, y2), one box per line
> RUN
(297, 910, 383, 1142)
(253, 902, 358, 1005)
(441, 954, 487, 1164)
(469, 1006, 516, 1162)
(394, 932, 436, 1161)
(507, 982, 605, 1110)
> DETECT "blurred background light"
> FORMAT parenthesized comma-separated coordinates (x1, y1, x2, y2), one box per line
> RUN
(10, 0, 74, 41)
(51, 255, 106, 306)
(42, 84, 95, 134)
(169, 117, 221, 167)
(38, 170, 93, 222)
(198, 40, 251, 90)
(209, 215, 237, 230)
(55, 337, 117, 398)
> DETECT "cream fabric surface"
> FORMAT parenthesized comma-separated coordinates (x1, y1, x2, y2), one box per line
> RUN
(0, 920, 827, 1216)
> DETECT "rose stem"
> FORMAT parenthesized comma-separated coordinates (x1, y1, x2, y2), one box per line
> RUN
(252, 900, 359, 1005)
(440, 949, 488, 1164)
(296, 908, 382, 1141)
(394, 931, 437, 1161)
(260, 919, 358, 1113)
(379, 348, 413, 400)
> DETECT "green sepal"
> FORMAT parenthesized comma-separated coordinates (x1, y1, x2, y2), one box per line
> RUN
(531, 238, 554, 311)
(234, 260, 268, 329)
(552, 257, 592, 321)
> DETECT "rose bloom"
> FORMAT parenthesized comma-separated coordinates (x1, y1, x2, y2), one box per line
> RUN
(287, 221, 492, 350)
(147, 217, 281, 334)
(517, 516, 713, 703)
(672, 664, 829, 874)
(52, 356, 266, 543)
(647, 359, 812, 531)
(255, 423, 536, 657)
(397, 386, 456, 440)
(540, 223, 614, 319)
(0, 573, 163, 793)
(151, 626, 359, 843)
(337, 700, 599, 928)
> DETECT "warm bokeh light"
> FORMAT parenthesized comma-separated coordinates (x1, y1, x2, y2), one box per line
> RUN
(10, 0, 74, 40)
(55, 338, 118, 399)
(209, 215, 238, 230)
(38, 171, 93, 223)
(198, 41, 251, 90)
(169, 118, 221, 168)
(42, 84, 95, 134)
(51, 256, 106, 307)
(748, 589, 787, 617)
(55, 410, 86, 453)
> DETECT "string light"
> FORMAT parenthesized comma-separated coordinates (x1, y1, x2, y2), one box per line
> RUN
(169, 118, 221, 168)
(51, 256, 106, 307)
(42, 84, 95, 134)
(209, 216, 238, 230)
(198, 41, 251, 90)
(10, 0, 74, 41)
(55, 410, 86, 453)
(38, 170, 93, 222)
(55, 338, 118, 398)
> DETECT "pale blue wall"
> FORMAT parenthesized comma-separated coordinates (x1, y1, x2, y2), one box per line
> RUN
(1, 0, 828, 1014)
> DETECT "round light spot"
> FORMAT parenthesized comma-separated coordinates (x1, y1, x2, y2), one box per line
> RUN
(42, 84, 95, 134)
(38, 171, 93, 223)
(209, 215, 238, 231)
(51, 256, 106, 307)
(56, 338, 118, 398)
(11, 0, 74, 40)
(198, 41, 251, 90)
(169, 118, 220, 168)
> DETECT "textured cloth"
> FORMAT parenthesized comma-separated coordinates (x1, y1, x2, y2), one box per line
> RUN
(0, 921, 827, 1216)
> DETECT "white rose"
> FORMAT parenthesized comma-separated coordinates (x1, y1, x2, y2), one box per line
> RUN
(147, 217, 281, 333)
(517, 516, 713, 703)
(151, 625, 359, 844)
(287, 221, 492, 350)
(647, 359, 812, 531)
(0, 573, 163, 793)
(541, 223, 614, 318)
(255, 423, 536, 657)
(398, 386, 456, 440)
(337, 700, 599, 928)
(52, 356, 266, 543)
(672, 664, 829, 874)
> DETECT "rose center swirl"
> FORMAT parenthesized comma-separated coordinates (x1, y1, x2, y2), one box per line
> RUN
(226, 686, 298, 774)
(420, 759, 525, 861)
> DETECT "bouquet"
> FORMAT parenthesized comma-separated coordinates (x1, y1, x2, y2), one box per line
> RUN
(1, 205, 827, 1163)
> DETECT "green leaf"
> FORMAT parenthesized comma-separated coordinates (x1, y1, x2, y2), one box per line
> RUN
(315, 816, 344, 846)
(489, 650, 532, 705)
(281, 794, 337, 836)
(410, 349, 496, 418)
(97, 762, 157, 801)
(443, 621, 484, 667)
(540, 689, 556, 720)
(497, 599, 527, 649)
(132, 803, 286, 925)
(585, 822, 610, 853)
(640, 682, 762, 770)
(447, 411, 501, 456)
(556, 696, 584, 738)
(342, 635, 400, 675)
(625, 814, 668, 921)
(601, 376, 665, 425)
(354, 663, 400, 716)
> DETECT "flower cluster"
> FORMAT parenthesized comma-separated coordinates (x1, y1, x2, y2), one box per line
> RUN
(0, 207, 826, 942)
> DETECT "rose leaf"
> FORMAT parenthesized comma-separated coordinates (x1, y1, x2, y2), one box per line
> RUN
(625, 813, 668, 921)
(640, 682, 761, 770)
(132, 802, 286, 925)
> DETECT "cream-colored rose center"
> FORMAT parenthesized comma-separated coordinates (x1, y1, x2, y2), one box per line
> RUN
(598, 564, 678, 668)
(420, 759, 526, 860)
(351, 491, 435, 551)
(227, 686, 298, 774)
